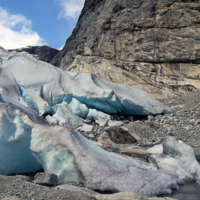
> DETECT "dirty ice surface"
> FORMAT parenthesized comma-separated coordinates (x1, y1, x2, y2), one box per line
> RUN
(0, 47, 171, 129)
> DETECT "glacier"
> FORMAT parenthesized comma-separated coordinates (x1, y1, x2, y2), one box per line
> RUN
(0, 47, 171, 123)
(0, 99, 43, 175)
(30, 124, 183, 197)
(147, 137, 200, 184)
(0, 47, 186, 197)
(0, 94, 183, 197)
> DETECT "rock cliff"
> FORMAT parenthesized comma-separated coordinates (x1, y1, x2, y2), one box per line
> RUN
(9, 45, 59, 63)
(52, 0, 200, 99)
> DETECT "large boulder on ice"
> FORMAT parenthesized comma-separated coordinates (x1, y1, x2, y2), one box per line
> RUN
(0, 48, 171, 121)
(30, 124, 183, 197)
(147, 137, 200, 184)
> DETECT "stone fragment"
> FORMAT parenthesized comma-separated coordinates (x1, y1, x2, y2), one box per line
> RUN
(100, 127, 137, 144)
(98, 131, 114, 145)
(33, 173, 58, 186)
(121, 123, 141, 141)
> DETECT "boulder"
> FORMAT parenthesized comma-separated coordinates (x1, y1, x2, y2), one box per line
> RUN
(33, 173, 58, 186)
(100, 127, 137, 144)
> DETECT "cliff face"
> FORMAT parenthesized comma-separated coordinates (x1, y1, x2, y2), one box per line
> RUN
(52, 0, 200, 99)
(9, 46, 59, 63)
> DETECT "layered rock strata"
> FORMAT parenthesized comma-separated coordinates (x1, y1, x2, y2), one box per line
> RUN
(52, 0, 200, 99)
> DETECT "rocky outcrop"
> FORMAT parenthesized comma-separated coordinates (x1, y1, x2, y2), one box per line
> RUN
(52, 0, 200, 99)
(9, 45, 59, 63)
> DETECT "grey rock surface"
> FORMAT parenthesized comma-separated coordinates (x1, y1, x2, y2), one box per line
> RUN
(8, 45, 59, 63)
(0, 174, 96, 200)
(54, 184, 98, 196)
(102, 127, 137, 144)
(0, 174, 177, 200)
(52, 0, 200, 100)
(33, 173, 58, 186)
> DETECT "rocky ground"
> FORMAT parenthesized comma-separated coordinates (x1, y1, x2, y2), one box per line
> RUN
(76, 90, 200, 163)
(1, 90, 200, 199)
(0, 173, 175, 200)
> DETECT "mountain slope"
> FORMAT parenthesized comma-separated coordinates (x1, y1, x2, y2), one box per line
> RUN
(8, 45, 59, 63)
(52, 0, 200, 99)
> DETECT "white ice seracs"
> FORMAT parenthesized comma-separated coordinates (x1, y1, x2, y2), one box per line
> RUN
(147, 137, 200, 183)
(52, 102, 83, 128)
(0, 47, 171, 124)
(69, 98, 110, 121)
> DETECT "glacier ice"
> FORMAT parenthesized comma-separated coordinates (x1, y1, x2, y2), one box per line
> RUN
(0, 102, 42, 175)
(0, 47, 171, 123)
(30, 124, 183, 197)
(108, 120, 124, 127)
(45, 115, 57, 124)
(147, 137, 200, 183)
(0, 47, 184, 197)
(69, 98, 110, 121)
(52, 102, 84, 128)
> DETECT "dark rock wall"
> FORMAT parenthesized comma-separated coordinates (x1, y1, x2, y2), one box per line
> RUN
(9, 46, 59, 63)
(51, 0, 200, 99)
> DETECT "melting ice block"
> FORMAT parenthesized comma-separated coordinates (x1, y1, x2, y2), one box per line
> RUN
(147, 137, 200, 183)
(30, 125, 183, 197)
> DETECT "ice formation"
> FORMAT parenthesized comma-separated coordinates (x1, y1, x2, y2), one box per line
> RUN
(30, 124, 183, 197)
(52, 102, 84, 128)
(0, 47, 184, 197)
(147, 137, 200, 183)
(0, 99, 43, 175)
(0, 47, 171, 125)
